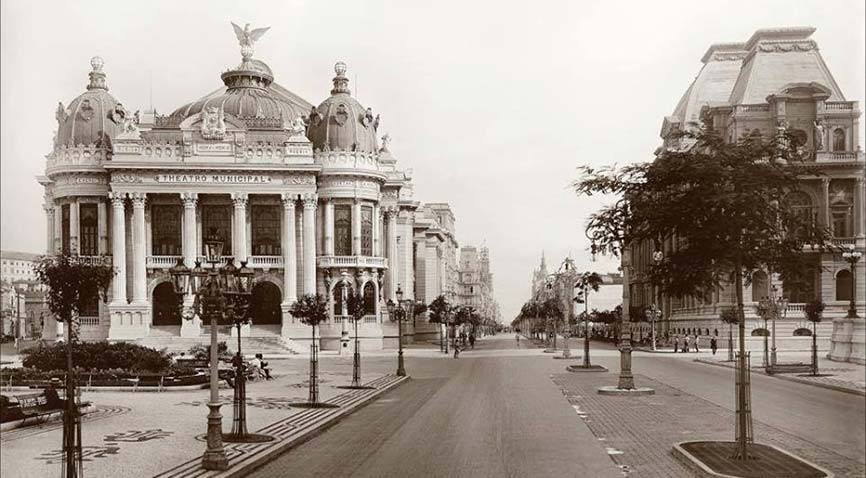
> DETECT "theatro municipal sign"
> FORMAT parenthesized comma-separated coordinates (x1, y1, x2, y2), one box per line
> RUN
(154, 174, 272, 184)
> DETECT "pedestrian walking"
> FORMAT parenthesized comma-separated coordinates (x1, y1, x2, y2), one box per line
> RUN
(693, 334, 700, 353)
(516, 334, 521, 347)
(710, 336, 718, 355)
(673, 336, 679, 353)
(453, 342, 461, 359)
(469, 334, 475, 349)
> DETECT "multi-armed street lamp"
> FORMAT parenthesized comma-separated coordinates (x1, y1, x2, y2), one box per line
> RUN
(649, 251, 664, 351)
(842, 245, 862, 318)
(170, 231, 253, 471)
(387, 284, 414, 377)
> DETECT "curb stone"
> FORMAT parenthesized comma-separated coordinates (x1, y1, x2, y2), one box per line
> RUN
(693, 359, 865, 396)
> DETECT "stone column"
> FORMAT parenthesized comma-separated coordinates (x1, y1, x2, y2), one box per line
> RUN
(44, 204, 55, 255)
(281, 194, 297, 304)
(856, 177, 865, 238)
(386, 207, 398, 301)
(69, 199, 80, 255)
(97, 200, 108, 254)
(130, 193, 147, 304)
(352, 199, 362, 255)
(109, 192, 127, 304)
(372, 204, 381, 256)
(231, 193, 248, 263)
(822, 178, 831, 229)
(181, 193, 198, 267)
(302, 194, 318, 294)
(323, 199, 334, 256)
(54, 202, 62, 254)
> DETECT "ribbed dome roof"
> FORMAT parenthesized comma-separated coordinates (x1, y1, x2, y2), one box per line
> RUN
(54, 57, 126, 148)
(306, 62, 379, 153)
(169, 56, 298, 126)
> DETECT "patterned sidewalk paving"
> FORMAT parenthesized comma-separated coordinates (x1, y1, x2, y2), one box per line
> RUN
(551, 372, 865, 478)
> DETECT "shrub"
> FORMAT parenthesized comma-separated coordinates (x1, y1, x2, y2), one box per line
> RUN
(187, 342, 229, 361)
(22, 341, 171, 373)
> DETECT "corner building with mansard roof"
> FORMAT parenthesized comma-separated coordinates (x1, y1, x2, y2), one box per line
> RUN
(37, 28, 460, 352)
(624, 27, 865, 363)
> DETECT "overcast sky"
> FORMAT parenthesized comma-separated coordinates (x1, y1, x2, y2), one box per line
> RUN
(2, 0, 864, 322)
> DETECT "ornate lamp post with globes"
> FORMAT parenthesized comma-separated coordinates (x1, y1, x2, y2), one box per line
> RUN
(387, 284, 413, 377)
(842, 245, 862, 318)
(170, 231, 254, 470)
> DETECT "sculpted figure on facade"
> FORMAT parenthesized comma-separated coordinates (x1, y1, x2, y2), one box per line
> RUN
(288, 115, 308, 140)
(814, 119, 826, 150)
(201, 106, 226, 140)
(361, 107, 374, 128)
(55, 102, 68, 124)
(78, 99, 95, 121)
(109, 103, 128, 124)
(380, 133, 391, 152)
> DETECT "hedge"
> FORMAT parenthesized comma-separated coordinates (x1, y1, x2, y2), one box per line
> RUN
(21, 341, 172, 373)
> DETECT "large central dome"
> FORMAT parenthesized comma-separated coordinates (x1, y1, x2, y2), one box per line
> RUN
(306, 62, 380, 153)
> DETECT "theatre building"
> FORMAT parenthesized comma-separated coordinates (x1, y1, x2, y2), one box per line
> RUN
(38, 30, 458, 351)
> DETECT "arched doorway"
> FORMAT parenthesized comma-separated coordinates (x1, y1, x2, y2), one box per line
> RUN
(836, 269, 853, 301)
(250, 282, 281, 325)
(152, 282, 180, 326)
(751, 270, 769, 302)
(363, 282, 376, 316)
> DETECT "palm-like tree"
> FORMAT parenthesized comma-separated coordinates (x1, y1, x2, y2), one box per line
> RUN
(428, 295, 452, 352)
(574, 272, 603, 367)
(289, 293, 331, 406)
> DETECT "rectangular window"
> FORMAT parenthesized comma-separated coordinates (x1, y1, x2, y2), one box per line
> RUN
(334, 205, 352, 256)
(79, 204, 99, 256)
(152, 205, 182, 255)
(252, 205, 281, 255)
(831, 207, 852, 238)
(361, 206, 373, 256)
(61, 204, 70, 254)
(201, 205, 232, 255)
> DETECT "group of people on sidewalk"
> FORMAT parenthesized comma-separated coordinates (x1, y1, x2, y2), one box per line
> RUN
(672, 334, 718, 355)
(452, 332, 476, 358)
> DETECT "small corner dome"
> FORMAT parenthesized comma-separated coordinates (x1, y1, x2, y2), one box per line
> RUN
(306, 62, 380, 153)
(54, 57, 127, 149)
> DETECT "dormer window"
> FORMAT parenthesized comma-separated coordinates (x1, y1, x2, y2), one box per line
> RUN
(832, 128, 846, 151)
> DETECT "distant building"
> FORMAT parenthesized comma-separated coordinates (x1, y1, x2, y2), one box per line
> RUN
(1, 251, 46, 338)
(457, 245, 498, 323)
(1, 251, 39, 283)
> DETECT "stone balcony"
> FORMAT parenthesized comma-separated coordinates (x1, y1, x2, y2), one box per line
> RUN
(316, 255, 388, 269)
(814, 151, 864, 163)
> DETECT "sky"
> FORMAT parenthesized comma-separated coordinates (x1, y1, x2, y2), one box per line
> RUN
(2, 0, 864, 323)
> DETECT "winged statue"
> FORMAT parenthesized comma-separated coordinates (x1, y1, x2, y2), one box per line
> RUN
(231, 22, 270, 59)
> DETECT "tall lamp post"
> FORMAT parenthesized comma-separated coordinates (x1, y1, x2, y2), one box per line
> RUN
(769, 285, 787, 368)
(387, 284, 412, 377)
(842, 246, 862, 318)
(651, 251, 663, 350)
(170, 232, 249, 471)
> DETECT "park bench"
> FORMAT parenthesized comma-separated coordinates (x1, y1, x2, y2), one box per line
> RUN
(766, 362, 813, 375)
(1, 390, 64, 426)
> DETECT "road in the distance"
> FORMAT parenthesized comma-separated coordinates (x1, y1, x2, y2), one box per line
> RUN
(250, 335, 623, 478)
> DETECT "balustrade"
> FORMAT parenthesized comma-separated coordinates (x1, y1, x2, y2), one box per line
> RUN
(248, 255, 283, 268)
(316, 255, 387, 269)
(823, 101, 857, 111)
(146, 255, 182, 268)
(78, 316, 100, 327)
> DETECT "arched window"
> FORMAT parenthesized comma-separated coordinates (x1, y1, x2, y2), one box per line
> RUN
(361, 206, 373, 256)
(252, 205, 281, 256)
(832, 128, 846, 151)
(363, 282, 376, 315)
(751, 270, 769, 302)
(785, 191, 815, 237)
(334, 205, 352, 256)
(829, 183, 853, 238)
(836, 269, 853, 301)
(152, 205, 182, 255)
(79, 204, 98, 256)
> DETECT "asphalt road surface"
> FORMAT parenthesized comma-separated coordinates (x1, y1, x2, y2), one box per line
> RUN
(251, 335, 623, 478)
(250, 335, 864, 477)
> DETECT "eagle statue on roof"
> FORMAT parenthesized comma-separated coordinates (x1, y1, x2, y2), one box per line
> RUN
(231, 22, 270, 60)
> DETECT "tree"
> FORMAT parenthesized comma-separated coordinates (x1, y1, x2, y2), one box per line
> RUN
(34, 254, 114, 478)
(289, 293, 330, 405)
(574, 271, 603, 367)
(804, 300, 825, 376)
(573, 126, 829, 459)
(428, 295, 452, 352)
(540, 297, 563, 348)
(346, 290, 367, 388)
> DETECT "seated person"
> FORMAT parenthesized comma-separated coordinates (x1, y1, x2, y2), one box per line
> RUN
(257, 354, 273, 380)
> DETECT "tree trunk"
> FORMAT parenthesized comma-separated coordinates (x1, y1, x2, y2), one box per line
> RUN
(734, 261, 752, 459)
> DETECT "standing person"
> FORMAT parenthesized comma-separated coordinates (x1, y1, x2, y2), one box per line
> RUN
(673, 335, 679, 353)
(453, 341, 460, 359)
(516, 333, 521, 347)
(693, 333, 700, 353)
(469, 334, 475, 349)
(710, 336, 718, 355)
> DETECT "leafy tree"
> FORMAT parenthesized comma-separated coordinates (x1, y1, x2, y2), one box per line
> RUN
(428, 295, 452, 351)
(574, 126, 830, 458)
(574, 272, 603, 364)
(289, 293, 329, 404)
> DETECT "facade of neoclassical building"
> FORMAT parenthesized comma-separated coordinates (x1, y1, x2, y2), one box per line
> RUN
(38, 30, 460, 351)
(625, 27, 865, 363)
(457, 246, 499, 322)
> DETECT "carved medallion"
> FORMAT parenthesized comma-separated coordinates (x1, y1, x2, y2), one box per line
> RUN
(201, 106, 226, 140)
(333, 104, 348, 126)
(78, 99, 95, 121)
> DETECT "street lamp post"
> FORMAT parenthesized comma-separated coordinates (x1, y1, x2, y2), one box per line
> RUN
(170, 232, 251, 471)
(651, 251, 663, 352)
(842, 246, 862, 318)
(770, 286, 786, 368)
(387, 284, 411, 377)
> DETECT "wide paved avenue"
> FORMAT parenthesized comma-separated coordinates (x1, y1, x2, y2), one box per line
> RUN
(250, 335, 865, 478)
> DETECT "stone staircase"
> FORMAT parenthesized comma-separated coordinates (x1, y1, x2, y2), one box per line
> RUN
(135, 334, 301, 356)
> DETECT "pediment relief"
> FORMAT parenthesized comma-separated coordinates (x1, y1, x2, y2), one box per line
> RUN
(177, 110, 247, 134)
(768, 82, 832, 101)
